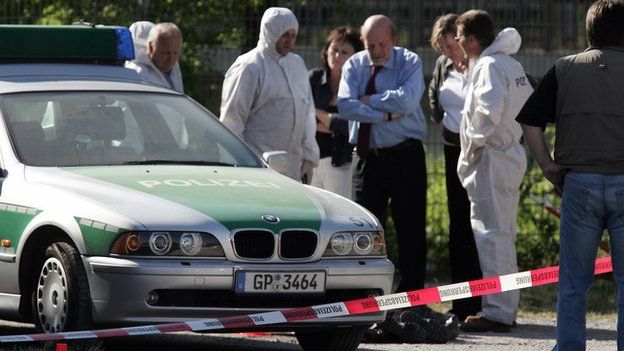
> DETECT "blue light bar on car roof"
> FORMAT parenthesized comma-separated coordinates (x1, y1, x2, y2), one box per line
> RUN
(0, 25, 135, 63)
(113, 27, 135, 61)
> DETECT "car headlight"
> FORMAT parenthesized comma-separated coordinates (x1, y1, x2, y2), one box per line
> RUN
(323, 231, 386, 257)
(180, 232, 203, 256)
(110, 232, 225, 257)
(149, 232, 172, 255)
(330, 232, 354, 256)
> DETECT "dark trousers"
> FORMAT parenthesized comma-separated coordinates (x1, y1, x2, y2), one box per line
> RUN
(444, 144, 482, 320)
(352, 139, 427, 292)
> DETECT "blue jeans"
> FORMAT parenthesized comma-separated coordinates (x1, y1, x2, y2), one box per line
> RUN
(553, 172, 624, 350)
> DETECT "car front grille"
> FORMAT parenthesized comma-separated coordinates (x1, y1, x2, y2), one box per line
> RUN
(280, 230, 318, 259)
(233, 230, 275, 259)
(151, 289, 380, 308)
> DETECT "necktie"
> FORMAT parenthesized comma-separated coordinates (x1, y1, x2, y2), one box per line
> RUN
(357, 65, 383, 158)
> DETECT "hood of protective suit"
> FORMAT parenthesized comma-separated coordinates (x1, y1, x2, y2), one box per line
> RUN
(257, 7, 299, 58)
(129, 21, 155, 65)
(481, 27, 521, 57)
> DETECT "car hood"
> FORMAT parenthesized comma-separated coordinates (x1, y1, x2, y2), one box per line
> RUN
(30, 165, 324, 232)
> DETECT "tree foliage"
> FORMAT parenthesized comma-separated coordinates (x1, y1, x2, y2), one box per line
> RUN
(0, 1, 307, 106)
(3, 1, 276, 74)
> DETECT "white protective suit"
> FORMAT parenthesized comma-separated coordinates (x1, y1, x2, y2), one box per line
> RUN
(219, 7, 319, 181)
(457, 28, 533, 325)
(125, 21, 184, 93)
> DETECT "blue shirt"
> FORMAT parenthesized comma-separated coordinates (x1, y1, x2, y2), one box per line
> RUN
(337, 47, 427, 148)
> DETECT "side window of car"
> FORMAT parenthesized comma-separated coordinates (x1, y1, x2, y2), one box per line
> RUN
(112, 101, 145, 155)
(8, 100, 49, 125)
(5, 99, 60, 165)
(154, 103, 188, 149)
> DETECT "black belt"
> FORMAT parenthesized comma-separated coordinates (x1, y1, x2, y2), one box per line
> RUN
(368, 138, 420, 156)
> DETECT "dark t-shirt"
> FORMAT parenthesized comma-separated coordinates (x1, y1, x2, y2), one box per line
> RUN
(515, 66, 557, 128)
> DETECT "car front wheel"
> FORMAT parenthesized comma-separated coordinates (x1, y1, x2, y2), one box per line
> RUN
(32, 241, 92, 333)
(295, 326, 368, 351)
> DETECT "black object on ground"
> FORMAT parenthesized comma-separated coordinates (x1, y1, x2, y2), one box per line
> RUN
(363, 306, 459, 344)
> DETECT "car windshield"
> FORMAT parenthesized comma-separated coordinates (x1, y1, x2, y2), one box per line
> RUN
(0, 91, 263, 168)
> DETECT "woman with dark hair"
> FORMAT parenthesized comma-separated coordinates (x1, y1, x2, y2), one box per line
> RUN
(428, 14, 482, 322)
(309, 27, 363, 199)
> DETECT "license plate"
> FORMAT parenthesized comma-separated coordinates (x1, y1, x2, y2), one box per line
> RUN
(235, 271, 326, 294)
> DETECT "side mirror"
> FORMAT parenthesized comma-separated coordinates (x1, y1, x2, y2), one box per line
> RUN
(262, 151, 289, 175)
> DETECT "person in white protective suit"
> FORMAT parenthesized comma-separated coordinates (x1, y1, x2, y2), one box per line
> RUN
(126, 21, 188, 147)
(126, 21, 184, 93)
(219, 7, 319, 182)
(455, 10, 533, 332)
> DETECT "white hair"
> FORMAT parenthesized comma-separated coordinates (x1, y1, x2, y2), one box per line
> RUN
(147, 22, 182, 49)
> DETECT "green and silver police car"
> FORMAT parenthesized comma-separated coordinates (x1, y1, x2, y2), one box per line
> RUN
(0, 25, 393, 351)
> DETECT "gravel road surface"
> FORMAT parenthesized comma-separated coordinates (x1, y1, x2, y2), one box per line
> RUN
(0, 316, 616, 350)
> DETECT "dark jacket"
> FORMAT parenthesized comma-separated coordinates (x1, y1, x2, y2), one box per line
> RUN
(309, 68, 352, 166)
(428, 55, 453, 125)
(553, 48, 624, 173)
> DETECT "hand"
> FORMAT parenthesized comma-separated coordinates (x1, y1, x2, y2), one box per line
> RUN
(316, 122, 331, 134)
(315, 108, 332, 127)
(542, 162, 564, 196)
(359, 95, 371, 105)
(300, 159, 316, 184)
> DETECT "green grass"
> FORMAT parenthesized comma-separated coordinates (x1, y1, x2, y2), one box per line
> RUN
(519, 275, 617, 317)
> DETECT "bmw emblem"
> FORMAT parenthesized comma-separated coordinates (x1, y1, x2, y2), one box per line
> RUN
(261, 214, 280, 224)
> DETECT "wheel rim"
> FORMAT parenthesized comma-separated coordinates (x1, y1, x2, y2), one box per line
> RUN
(36, 257, 68, 332)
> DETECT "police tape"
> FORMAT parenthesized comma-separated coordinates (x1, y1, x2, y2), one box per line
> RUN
(0, 257, 613, 343)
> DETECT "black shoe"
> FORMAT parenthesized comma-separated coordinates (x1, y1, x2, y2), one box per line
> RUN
(446, 309, 476, 323)
(460, 315, 512, 333)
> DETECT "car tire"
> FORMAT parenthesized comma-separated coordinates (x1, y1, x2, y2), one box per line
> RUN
(32, 241, 92, 333)
(295, 326, 367, 351)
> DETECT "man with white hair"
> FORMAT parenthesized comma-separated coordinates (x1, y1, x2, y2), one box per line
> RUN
(126, 22, 184, 93)
(220, 7, 319, 182)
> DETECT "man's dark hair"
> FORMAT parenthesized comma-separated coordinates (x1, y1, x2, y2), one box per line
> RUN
(321, 26, 364, 72)
(456, 10, 495, 49)
(586, 0, 624, 47)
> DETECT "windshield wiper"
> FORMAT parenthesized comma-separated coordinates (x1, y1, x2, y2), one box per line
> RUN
(121, 160, 236, 167)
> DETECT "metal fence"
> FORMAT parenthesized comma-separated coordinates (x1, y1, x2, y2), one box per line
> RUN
(0, 0, 594, 49)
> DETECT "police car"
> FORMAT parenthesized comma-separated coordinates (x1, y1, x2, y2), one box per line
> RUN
(0, 25, 393, 351)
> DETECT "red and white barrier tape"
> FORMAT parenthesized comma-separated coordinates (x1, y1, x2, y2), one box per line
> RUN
(0, 257, 613, 343)
(528, 193, 561, 218)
